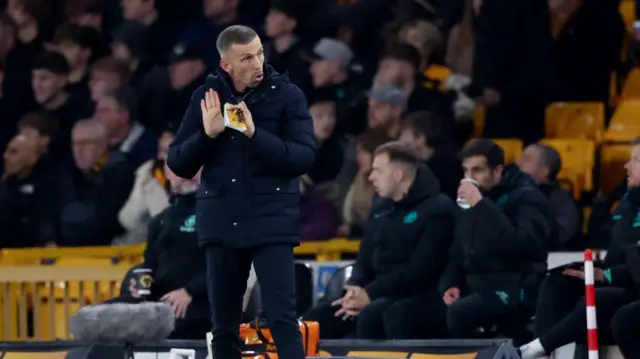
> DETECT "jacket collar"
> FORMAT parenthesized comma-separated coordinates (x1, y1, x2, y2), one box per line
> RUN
(205, 64, 289, 106)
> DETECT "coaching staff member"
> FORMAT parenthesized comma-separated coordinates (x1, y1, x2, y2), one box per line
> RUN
(441, 139, 552, 343)
(167, 25, 315, 359)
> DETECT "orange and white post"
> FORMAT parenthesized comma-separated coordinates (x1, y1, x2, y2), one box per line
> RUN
(584, 249, 599, 359)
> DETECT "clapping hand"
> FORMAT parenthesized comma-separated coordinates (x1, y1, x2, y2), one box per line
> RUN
(201, 89, 225, 138)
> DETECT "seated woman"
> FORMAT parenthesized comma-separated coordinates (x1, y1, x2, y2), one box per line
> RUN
(114, 130, 175, 245)
(105, 164, 209, 339)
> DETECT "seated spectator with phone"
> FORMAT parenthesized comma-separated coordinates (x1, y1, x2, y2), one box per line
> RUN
(105, 165, 210, 339)
(303, 142, 455, 339)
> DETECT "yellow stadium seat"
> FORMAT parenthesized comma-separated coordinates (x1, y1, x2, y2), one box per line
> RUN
(473, 106, 485, 138)
(545, 102, 605, 142)
(540, 139, 596, 199)
(604, 100, 640, 142)
(620, 0, 636, 34)
(492, 139, 523, 164)
(620, 69, 640, 101)
(600, 143, 634, 196)
(424, 65, 453, 83)
(424, 65, 453, 92)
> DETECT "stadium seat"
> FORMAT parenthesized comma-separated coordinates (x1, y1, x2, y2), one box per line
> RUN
(600, 143, 634, 196)
(540, 139, 596, 199)
(620, 69, 640, 102)
(545, 102, 605, 142)
(604, 100, 640, 142)
(424, 64, 453, 92)
(620, 0, 636, 35)
(492, 139, 523, 164)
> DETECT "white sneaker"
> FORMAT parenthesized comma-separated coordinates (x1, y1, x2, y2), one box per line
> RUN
(519, 339, 547, 359)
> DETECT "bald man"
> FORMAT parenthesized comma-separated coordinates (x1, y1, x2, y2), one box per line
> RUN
(518, 143, 581, 250)
(58, 120, 136, 246)
(0, 134, 73, 248)
(2, 135, 39, 181)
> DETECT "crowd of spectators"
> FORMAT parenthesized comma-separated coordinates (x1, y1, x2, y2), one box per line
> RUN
(2, 0, 640, 354)
(0, 0, 626, 249)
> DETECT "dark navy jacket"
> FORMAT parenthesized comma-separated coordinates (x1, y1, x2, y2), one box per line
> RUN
(167, 65, 316, 248)
(347, 165, 456, 300)
(441, 165, 553, 294)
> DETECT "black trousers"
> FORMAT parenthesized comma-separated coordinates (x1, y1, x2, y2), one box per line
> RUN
(205, 244, 304, 359)
(534, 273, 636, 352)
(103, 295, 211, 339)
(302, 292, 447, 339)
(612, 300, 640, 359)
(446, 290, 529, 344)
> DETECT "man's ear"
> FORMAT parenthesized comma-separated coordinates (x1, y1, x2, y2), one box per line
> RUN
(220, 58, 231, 73)
(539, 166, 550, 180)
(494, 164, 504, 177)
(41, 136, 51, 150)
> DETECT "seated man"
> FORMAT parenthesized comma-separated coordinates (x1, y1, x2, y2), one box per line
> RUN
(0, 133, 74, 248)
(303, 141, 455, 339)
(442, 139, 553, 343)
(521, 138, 640, 359)
(518, 143, 581, 250)
(58, 120, 135, 246)
(93, 87, 157, 167)
(105, 165, 210, 339)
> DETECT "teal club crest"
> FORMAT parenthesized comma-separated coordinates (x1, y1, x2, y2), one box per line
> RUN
(403, 211, 418, 224)
(180, 215, 196, 233)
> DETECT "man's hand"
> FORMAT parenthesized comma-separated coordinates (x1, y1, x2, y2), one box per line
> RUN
(345, 285, 371, 309)
(457, 181, 483, 207)
(563, 267, 605, 283)
(443, 287, 461, 305)
(128, 278, 141, 299)
(237, 102, 255, 138)
(332, 285, 370, 320)
(201, 89, 225, 138)
(161, 288, 193, 318)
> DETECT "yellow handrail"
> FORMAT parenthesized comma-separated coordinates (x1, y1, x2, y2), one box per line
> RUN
(0, 239, 361, 265)
(0, 245, 147, 265)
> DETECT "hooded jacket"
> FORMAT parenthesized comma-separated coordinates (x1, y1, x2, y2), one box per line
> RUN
(143, 193, 207, 300)
(347, 165, 456, 300)
(599, 188, 640, 287)
(441, 165, 553, 293)
(167, 65, 316, 248)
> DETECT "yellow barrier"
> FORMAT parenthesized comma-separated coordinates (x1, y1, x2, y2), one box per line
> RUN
(0, 239, 361, 341)
(0, 240, 361, 265)
(0, 265, 130, 340)
(0, 245, 147, 265)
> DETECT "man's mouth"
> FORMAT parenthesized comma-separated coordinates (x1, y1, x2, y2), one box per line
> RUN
(255, 73, 263, 81)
